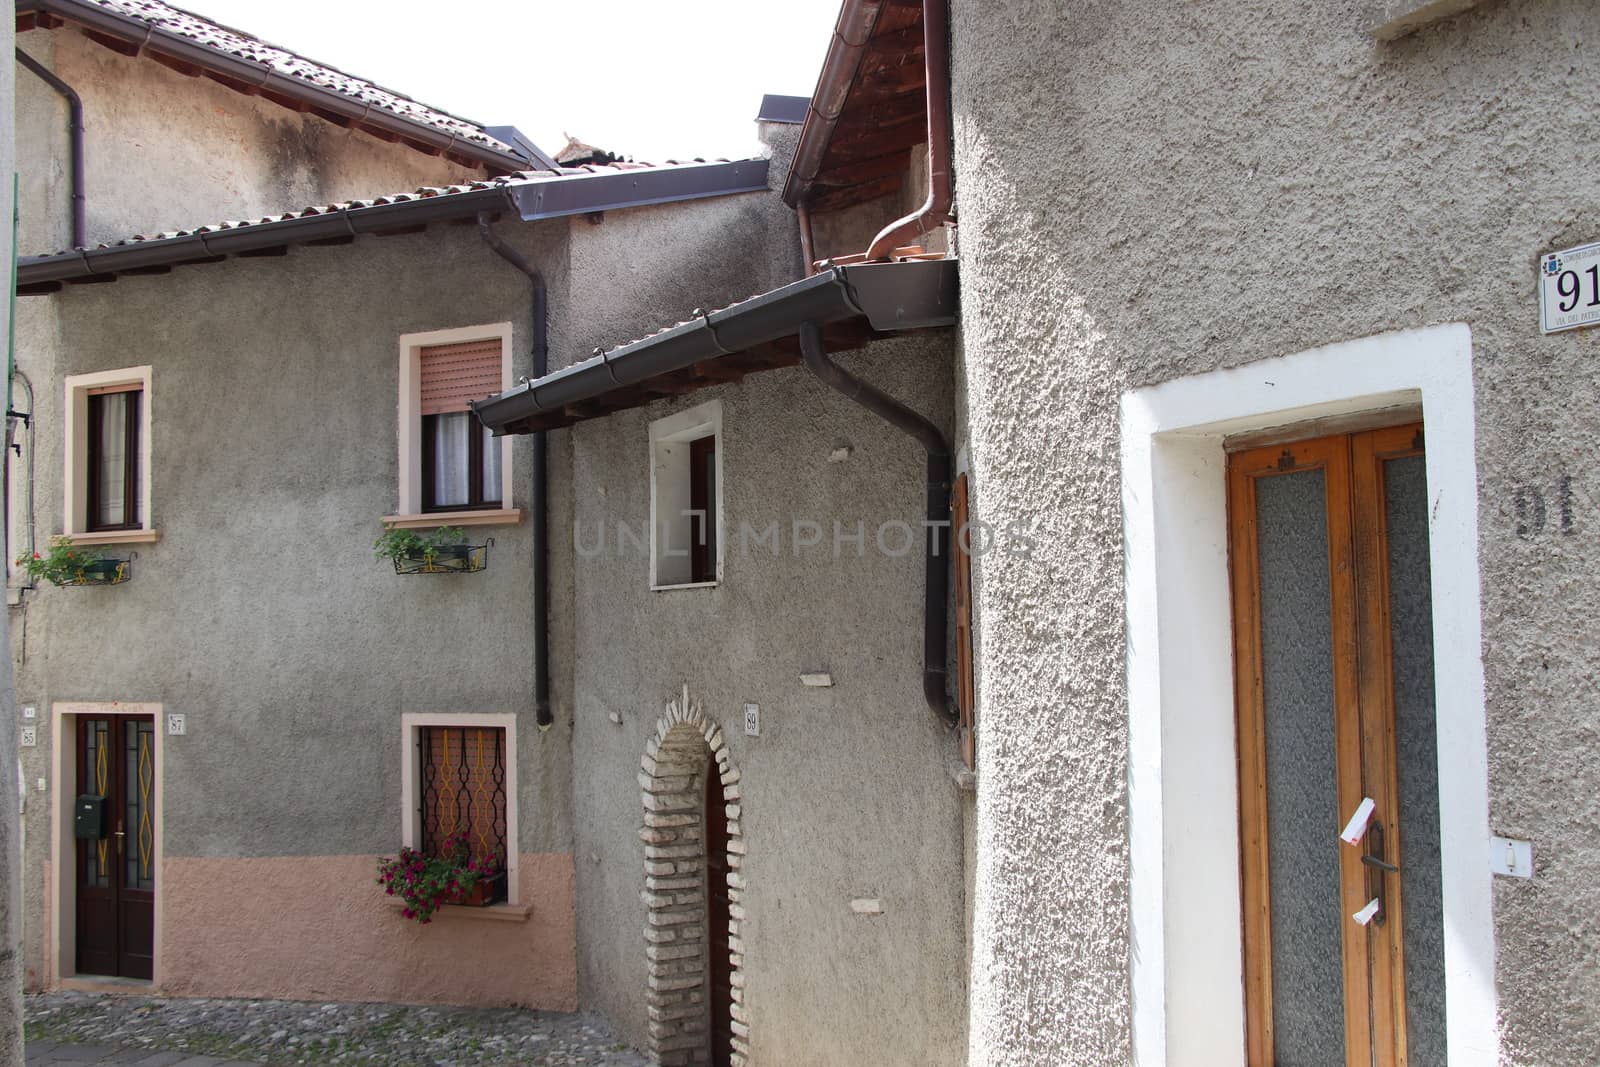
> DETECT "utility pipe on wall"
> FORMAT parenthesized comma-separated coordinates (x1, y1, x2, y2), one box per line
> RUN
(476, 212, 553, 730)
(864, 0, 953, 262)
(799, 321, 956, 725)
(16, 48, 85, 250)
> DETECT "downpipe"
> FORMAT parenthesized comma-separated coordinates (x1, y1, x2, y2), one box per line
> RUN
(477, 212, 553, 729)
(16, 48, 86, 250)
(798, 321, 957, 725)
(864, 0, 953, 262)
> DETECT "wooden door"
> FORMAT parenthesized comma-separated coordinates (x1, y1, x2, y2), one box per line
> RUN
(704, 763, 733, 1067)
(1229, 425, 1446, 1067)
(75, 715, 156, 979)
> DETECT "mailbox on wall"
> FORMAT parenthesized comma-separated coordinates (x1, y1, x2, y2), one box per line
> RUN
(74, 794, 107, 840)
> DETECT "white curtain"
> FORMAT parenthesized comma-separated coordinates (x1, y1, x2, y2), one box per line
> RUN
(481, 426, 501, 504)
(431, 413, 471, 507)
(95, 394, 128, 527)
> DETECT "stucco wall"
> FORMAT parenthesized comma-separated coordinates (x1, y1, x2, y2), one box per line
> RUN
(554, 127, 970, 1062)
(951, 1, 1600, 1063)
(10, 219, 575, 995)
(15, 25, 483, 255)
(563, 336, 968, 1065)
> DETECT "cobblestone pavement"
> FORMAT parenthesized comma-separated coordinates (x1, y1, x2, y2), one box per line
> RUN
(25, 992, 650, 1066)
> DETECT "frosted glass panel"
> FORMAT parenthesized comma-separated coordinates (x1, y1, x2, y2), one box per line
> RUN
(1386, 454, 1446, 1065)
(1255, 469, 1346, 1066)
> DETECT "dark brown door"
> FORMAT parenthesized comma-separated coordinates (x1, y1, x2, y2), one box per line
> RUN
(704, 764, 733, 1067)
(76, 716, 156, 979)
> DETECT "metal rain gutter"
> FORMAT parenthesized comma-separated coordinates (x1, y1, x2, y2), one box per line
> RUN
(17, 0, 535, 172)
(470, 259, 957, 436)
(16, 159, 770, 290)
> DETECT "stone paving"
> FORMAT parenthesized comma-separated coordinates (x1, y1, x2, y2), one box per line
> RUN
(25, 992, 651, 1067)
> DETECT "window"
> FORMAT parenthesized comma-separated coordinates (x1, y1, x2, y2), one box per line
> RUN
(86, 387, 140, 531)
(63, 367, 154, 540)
(400, 713, 520, 907)
(394, 326, 516, 522)
(650, 400, 722, 588)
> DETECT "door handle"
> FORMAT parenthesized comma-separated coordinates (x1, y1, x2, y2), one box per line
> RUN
(1361, 819, 1397, 925)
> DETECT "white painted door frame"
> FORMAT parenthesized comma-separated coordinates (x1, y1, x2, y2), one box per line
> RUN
(1119, 324, 1495, 1066)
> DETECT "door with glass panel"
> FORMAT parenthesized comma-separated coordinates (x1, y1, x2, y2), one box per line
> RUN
(75, 715, 157, 979)
(1228, 425, 1445, 1067)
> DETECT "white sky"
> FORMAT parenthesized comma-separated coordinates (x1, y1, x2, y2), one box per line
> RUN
(174, 0, 842, 163)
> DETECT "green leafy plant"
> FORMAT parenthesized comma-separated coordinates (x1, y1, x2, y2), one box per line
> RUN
(373, 525, 467, 565)
(376, 832, 503, 924)
(15, 536, 122, 586)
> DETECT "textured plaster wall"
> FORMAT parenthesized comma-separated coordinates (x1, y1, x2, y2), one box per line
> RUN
(10, 220, 574, 991)
(0, 7, 22, 1062)
(565, 338, 967, 1065)
(951, 1, 1600, 1063)
(557, 126, 969, 1062)
(161, 854, 576, 1009)
(15, 26, 482, 255)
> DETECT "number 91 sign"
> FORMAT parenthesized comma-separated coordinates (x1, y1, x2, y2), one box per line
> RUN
(1541, 241, 1600, 334)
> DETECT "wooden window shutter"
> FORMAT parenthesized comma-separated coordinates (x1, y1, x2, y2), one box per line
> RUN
(952, 473, 976, 770)
(419, 338, 503, 416)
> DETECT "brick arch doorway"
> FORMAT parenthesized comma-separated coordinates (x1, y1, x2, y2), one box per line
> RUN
(640, 687, 747, 1066)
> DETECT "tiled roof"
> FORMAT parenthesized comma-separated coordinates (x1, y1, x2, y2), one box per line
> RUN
(42, 160, 716, 254)
(23, 0, 524, 162)
(18, 157, 771, 287)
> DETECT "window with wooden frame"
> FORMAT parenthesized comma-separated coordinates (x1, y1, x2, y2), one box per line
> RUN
(420, 339, 503, 512)
(393, 326, 517, 524)
(86, 386, 141, 532)
(62, 367, 154, 540)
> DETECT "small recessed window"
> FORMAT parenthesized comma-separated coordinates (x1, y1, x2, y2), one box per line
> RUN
(63, 367, 153, 539)
(86, 387, 141, 531)
(650, 400, 722, 588)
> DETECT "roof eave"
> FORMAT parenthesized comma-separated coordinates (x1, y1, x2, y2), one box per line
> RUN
(781, 0, 885, 208)
(16, 160, 772, 289)
(16, 0, 533, 172)
(473, 258, 959, 435)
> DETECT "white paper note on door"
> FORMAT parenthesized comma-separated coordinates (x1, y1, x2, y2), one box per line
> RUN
(1339, 797, 1376, 846)
(1352, 898, 1381, 926)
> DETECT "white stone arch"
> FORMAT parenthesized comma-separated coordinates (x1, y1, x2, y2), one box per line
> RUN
(639, 686, 747, 1066)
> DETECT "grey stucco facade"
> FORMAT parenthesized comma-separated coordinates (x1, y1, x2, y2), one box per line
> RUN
(8, 50, 972, 1058)
(950, 1, 1600, 1063)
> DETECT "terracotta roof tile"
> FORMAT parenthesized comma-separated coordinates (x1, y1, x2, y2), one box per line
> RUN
(37, 159, 743, 256)
(61, 0, 518, 157)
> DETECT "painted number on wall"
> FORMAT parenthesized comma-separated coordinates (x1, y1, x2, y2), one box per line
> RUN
(1513, 475, 1576, 539)
(1540, 241, 1600, 334)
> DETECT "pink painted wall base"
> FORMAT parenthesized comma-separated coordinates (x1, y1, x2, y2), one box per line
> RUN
(157, 853, 576, 1009)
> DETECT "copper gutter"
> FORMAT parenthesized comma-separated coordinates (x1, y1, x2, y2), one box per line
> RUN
(864, 0, 952, 262)
(797, 200, 818, 276)
(781, 0, 884, 209)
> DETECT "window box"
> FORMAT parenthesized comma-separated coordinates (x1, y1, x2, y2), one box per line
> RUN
(391, 541, 491, 575)
(65, 557, 132, 587)
(448, 870, 506, 908)
(17, 537, 132, 587)
(374, 525, 491, 575)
